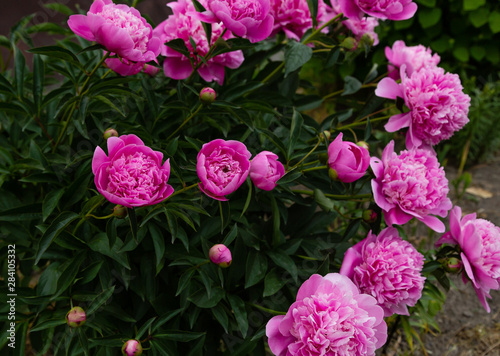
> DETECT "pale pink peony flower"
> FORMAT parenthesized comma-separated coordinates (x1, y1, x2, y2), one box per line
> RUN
(339, 0, 417, 21)
(370, 141, 452, 232)
(328, 133, 370, 183)
(197, 139, 252, 201)
(269, 0, 336, 41)
(249, 151, 285, 191)
(340, 227, 426, 317)
(194, 0, 274, 42)
(209, 244, 232, 267)
(385, 40, 440, 80)
(266, 273, 387, 355)
(153, 0, 244, 85)
(68, 0, 160, 63)
(92, 134, 174, 207)
(376, 66, 470, 149)
(436, 206, 500, 313)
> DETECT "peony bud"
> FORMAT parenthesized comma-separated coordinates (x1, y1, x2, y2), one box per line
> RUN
(249, 151, 285, 191)
(444, 257, 462, 273)
(122, 339, 143, 356)
(356, 141, 369, 150)
(362, 209, 377, 223)
(209, 244, 232, 268)
(112, 205, 128, 219)
(318, 153, 329, 164)
(103, 128, 119, 140)
(199, 87, 216, 105)
(66, 306, 86, 328)
(328, 133, 370, 183)
(328, 167, 339, 181)
(321, 130, 331, 141)
(341, 37, 357, 50)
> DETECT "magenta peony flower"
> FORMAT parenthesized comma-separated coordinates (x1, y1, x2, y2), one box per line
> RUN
(327, 133, 370, 183)
(385, 40, 440, 80)
(66, 306, 86, 328)
(68, 0, 160, 63)
(153, 0, 244, 85)
(197, 139, 251, 201)
(209, 244, 232, 267)
(370, 141, 452, 232)
(436, 206, 500, 312)
(249, 151, 285, 191)
(339, 0, 417, 21)
(194, 0, 274, 43)
(376, 66, 470, 149)
(92, 134, 174, 207)
(340, 227, 425, 317)
(266, 273, 387, 355)
(270, 0, 335, 41)
(122, 339, 142, 356)
(105, 56, 160, 77)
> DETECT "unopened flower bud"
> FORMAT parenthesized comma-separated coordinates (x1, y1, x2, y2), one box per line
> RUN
(103, 128, 119, 140)
(318, 153, 329, 164)
(360, 33, 375, 48)
(362, 209, 377, 223)
(199, 87, 216, 105)
(113, 205, 128, 219)
(444, 257, 462, 273)
(341, 37, 357, 50)
(122, 340, 142, 356)
(356, 141, 369, 150)
(66, 306, 86, 328)
(321, 130, 331, 141)
(209, 244, 232, 268)
(328, 167, 339, 181)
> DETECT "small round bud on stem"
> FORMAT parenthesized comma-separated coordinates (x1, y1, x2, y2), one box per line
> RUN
(318, 153, 329, 164)
(66, 306, 86, 328)
(209, 244, 232, 268)
(341, 37, 357, 50)
(444, 257, 462, 273)
(328, 167, 339, 181)
(113, 205, 128, 219)
(199, 87, 216, 105)
(122, 340, 143, 356)
(362, 209, 377, 223)
(103, 128, 119, 140)
(321, 130, 331, 141)
(356, 141, 369, 150)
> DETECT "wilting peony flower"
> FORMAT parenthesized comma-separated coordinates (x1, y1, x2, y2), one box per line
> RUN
(436, 206, 500, 313)
(376, 66, 470, 149)
(249, 151, 285, 191)
(153, 0, 244, 85)
(105, 56, 160, 77)
(340, 227, 425, 316)
(370, 141, 452, 232)
(122, 339, 142, 356)
(194, 0, 274, 43)
(385, 40, 440, 80)
(197, 139, 251, 201)
(68, 0, 160, 63)
(328, 133, 370, 183)
(92, 134, 174, 207)
(339, 0, 417, 21)
(66, 306, 86, 328)
(270, 0, 335, 41)
(266, 273, 387, 355)
(209, 244, 232, 267)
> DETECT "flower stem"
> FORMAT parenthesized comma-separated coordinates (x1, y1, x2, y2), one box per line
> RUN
(336, 115, 392, 131)
(261, 62, 285, 84)
(247, 303, 286, 315)
(166, 104, 202, 141)
(292, 189, 371, 200)
(287, 139, 322, 171)
(87, 213, 114, 220)
(187, 28, 227, 83)
(302, 13, 343, 45)
(301, 165, 328, 173)
(323, 83, 378, 101)
(164, 182, 200, 202)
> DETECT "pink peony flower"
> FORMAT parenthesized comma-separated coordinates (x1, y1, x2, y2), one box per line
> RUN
(327, 133, 370, 183)
(436, 206, 500, 313)
(340, 227, 425, 317)
(194, 0, 274, 43)
(270, 0, 335, 41)
(370, 141, 452, 232)
(339, 0, 417, 21)
(249, 151, 285, 191)
(92, 134, 174, 207)
(197, 139, 251, 201)
(266, 273, 387, 355)
(153, 0, 244, 85)
(376, 66, 470, 149)
(385, 40, 440, 80)
(122, 339, 142, 356)
(68, 0, 160, 63)
(209, 244, 232, 267)
(105, 56, 160, 77)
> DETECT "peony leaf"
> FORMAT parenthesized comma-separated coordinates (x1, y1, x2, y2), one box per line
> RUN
(284, 40, 312, 77)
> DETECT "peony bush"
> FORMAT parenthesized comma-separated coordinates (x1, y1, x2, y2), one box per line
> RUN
(0, 0, 496, 355)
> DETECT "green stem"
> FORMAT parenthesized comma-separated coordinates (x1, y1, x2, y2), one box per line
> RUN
(79, 52, 111, 96)
(166, 104, 202, 141)
(261, 62, 285, 84)
(131, 0, 139, 7)
(323, 83, 378, 101)
(302, 13, 343, 45)
(336, 115, 392, 131)
(287, 139, 322, 171)
(163, 182, 200, 202)
(301, 165, 327, 173)
(187, 29, 227, 83)
(87, 213, 114, 220)
(73, 196, 105, 234)
(292, 190, 372, 200)
(247, 303, 286, 315)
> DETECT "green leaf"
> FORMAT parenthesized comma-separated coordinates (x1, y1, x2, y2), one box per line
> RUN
(42, 188, 65, 222)
(453, 46, 469, 62)
(88, 233, 131, 270)
(32, 55, 44, 115)
(463, 0, 485, 11)
(165, 38, 191, 58)
(35, 211, 79, 265)
(149, 224, 166, 274)
(266, 250, 298, 283)
(341, 76, 362, 96)
(222, 224, 238, 246)
(78, 327, 89, 356)
(176, 268, 196, 296)
(284, 40, 313, 77)
(44, 2, 73, 15)
(136, 317, 157, 339)
(151, 309, 183, 333)
(488, 12, 500, 34)
(153, 331, 205, 342)
(210, 38, 253, 56)
(28, 46, 81, 67)
(314, 189, 334, 212)
(211, 304, 229, 333)
(192, 0, 211, 46)
(14, 48, 25, 98)
(263, 268, 288, 297)
(306, 0, 319, 27)
(418, 8, 442, 28)
(288, 109, 304, 159)
(188, 287, 224, 308)
(245, 251, 268, 288)
(469, 8, 489, 27)
(52, 253, 86, 299)
(416, 0, 436, 7)
(228, 294, 249, 338)
(30, 319, 67, 333)
(87, 286, 116, 315)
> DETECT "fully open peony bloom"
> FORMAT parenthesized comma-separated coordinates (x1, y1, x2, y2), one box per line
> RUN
(92, 134, 174, 207)
(68, 0, 160, 63)
(436, 206, 500, 312)
(194, 0, 274, 43)
(376, 66, 470, 149)
(370, 141, 452, 232)
(249, 151, 285, 191)
(385, 40, 440, 80)
(328, 133, 370, 183)
(340, 227, 425, 317)
(266, 273, 387, 355)
(153, 0, 244, 85)
(197, 139, 251, 201)
(339, 0, 417, 21)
